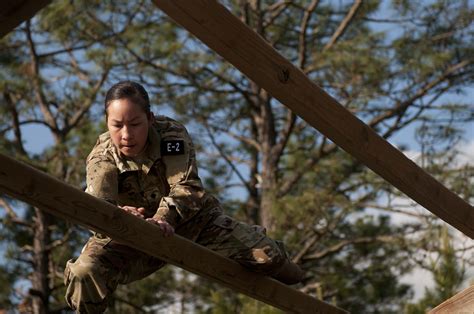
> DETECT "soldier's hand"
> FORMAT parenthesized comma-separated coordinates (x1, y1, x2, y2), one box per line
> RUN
(145, 218, 175, 237)
(119, 205, 145, 219)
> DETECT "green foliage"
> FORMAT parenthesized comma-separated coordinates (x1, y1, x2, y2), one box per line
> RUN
(0, 265, 15, 310)
(405, 227, 466, 313)
(0, 0, 472, 312)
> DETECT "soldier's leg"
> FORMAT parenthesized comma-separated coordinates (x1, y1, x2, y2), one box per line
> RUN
(196, 215, 303, 284)
(64, 235, 165, 313)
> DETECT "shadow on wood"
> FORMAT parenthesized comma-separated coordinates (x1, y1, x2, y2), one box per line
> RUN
(0, 0, 52, 38)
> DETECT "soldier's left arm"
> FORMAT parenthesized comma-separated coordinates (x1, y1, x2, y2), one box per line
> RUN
(152, 124, 207, 228)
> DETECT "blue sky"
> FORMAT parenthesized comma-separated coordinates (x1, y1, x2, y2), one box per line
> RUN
(2, 0, 473, 305)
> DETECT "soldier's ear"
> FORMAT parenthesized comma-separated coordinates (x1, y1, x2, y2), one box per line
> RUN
(148, 112, 155, 123)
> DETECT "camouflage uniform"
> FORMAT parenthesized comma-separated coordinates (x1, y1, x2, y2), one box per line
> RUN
(64, 116, 288, 313)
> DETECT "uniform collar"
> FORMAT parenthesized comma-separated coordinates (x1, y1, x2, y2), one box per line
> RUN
(112, 126, 161, 175)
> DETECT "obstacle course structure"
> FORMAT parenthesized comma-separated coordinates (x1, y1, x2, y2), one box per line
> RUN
(0, 1, 472, 313)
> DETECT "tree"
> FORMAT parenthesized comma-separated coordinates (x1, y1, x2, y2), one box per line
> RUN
(126, 0, 471, 312)
(0, 1, 140, 311)
(405, 226, 467, 313)
(0, 0, 472, 313)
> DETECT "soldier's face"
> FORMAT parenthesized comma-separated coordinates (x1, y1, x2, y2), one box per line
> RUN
(106, 98, 151, 157)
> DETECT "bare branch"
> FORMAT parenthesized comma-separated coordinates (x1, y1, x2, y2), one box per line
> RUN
(278, 142, 338, 197)
(263, 1, 292, 29)
(322, 0, 362, 52)
(272, 110, 296, 165)
(201, 119, 254, 196)
(64, 69, 110, 134)
(45, 229, 72, 252)
(304, 235, 399, 260)
(363, 203, 433, 219)
(0, 197, 31, 227)
(368, 59, 472, 128)
(3, 90, 28, 156)
(25, 21, 59, 132)
(212, 125, 261, 151)
(298, 0, 320, 69)
(292, 234, 319, 264)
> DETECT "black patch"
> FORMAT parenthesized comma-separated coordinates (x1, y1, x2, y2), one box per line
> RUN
(161, 140, 185, 155)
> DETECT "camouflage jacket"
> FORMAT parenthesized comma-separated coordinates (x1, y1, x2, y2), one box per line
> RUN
(85, 115, 221, 239)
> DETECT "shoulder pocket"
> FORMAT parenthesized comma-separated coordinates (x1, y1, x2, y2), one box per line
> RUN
(161, 136, 190, 185)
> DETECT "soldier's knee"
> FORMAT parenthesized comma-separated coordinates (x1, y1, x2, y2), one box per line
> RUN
(67, 260, 100, 282)
(64, 259, 111, 313)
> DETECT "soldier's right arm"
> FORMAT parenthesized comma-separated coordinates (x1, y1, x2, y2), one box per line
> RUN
(85, 155, 118, 205)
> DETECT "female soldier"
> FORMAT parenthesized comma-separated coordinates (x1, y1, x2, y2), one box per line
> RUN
(64, 81, 303, 313)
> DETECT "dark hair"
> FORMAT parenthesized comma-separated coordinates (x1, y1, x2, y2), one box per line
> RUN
(104, 81, 151, 117)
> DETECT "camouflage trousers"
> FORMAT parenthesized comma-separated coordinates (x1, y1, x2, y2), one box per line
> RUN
(64, 214, 287, 313)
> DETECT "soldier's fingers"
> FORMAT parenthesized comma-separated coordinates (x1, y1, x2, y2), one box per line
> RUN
(124, 208, 144, 219)
(146, 218, 159, 225)
(137, 207, 146, 213)
(145, 219, 174, 237)
(161, 223, 174, 237)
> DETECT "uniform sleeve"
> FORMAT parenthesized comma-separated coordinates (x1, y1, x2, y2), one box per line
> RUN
(153, 128, 207, 227)
(85, 155, 119, 204)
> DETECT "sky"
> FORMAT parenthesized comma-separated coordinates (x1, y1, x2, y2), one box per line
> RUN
(2, 0, 474, 306)
(15, 85, 474, 302)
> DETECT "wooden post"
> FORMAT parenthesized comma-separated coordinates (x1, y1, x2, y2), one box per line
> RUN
(152, 0, 474, 239)
(0, 153, 347, 314)
(429, 285, 474, 313)
(0, 0, 52, 38)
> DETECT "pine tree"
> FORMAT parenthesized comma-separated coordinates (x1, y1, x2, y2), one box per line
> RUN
(405, 226, 466, 313)
(0, 0, 472, 312)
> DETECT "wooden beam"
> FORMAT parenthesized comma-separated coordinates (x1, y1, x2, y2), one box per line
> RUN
(0, 153, 347, 314)
(152, 0, 474, 239)
(429, 285, 474, 313)
(0, 0, 52, 38)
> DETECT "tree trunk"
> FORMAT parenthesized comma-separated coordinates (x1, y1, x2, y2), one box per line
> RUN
(31, 207, 51, 314)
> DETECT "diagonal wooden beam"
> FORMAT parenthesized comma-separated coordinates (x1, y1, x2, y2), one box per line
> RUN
(429, 285, 474, 313)
(152, 0, 474, 239)
(0, 0, 52, 38)
(0, 153, 347, 314)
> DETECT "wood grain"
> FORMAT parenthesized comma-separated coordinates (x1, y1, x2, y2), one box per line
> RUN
(429, 285, 474, 313)
(152, 0, 474, 238)
(0, 153, 347, 314)
(0, 0, 52, 38)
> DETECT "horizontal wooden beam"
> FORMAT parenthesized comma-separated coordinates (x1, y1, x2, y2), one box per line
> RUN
(0, 0, 52, 38)
(0, 153, 347, 314)
(152, 0, 474, 238)
(429, 285, 474, 313)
